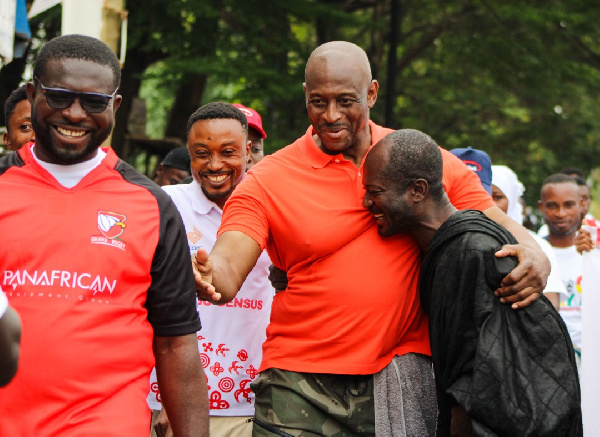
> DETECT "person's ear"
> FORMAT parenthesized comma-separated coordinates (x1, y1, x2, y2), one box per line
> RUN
(245, 139, 251, 157)
(3, 132, 11, 150)
(26, 81, 36, 105)
(411, 179, 429, 202)
(367, 80, 379, 109)
(410, 178, 429, 203)
(112, 94, 122, 114)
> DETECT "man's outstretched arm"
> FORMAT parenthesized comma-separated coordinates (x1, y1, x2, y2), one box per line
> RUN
(484, 205, 550, 308)
(194, 230, 263, 304)
(153, 334, 208, 437)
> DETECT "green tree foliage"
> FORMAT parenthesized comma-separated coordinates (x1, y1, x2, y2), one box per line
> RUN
(371, 0, 600, 203)
(3, 0, 600, 203)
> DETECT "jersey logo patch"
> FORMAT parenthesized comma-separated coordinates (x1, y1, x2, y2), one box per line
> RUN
(91, 211, 127, 250)
(187, 226, 203, 244)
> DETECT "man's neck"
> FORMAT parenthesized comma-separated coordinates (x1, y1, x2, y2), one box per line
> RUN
(33, 143, 100, 165)
(343, 124, 372, 168)
(409, 199, 457, 252)
(214, 198, 228, 210)
(314, 122, 372, 168)
(547, 233, 576, 248)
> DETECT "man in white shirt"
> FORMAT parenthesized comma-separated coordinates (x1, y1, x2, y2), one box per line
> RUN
(538, 174, 583, 365)
(151, 102, 274, 437)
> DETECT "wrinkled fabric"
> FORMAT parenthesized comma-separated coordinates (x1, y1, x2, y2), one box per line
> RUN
(421, 210, 582, 437)
(374, 353, 438, 436)
(252, 368, 375, 436)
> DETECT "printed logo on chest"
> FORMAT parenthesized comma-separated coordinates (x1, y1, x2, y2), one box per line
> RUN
(91, 210, 128, 250)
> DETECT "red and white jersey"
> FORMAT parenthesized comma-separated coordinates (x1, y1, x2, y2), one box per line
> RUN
(147, 181, 274, 417)
(0, 145, 200, 436)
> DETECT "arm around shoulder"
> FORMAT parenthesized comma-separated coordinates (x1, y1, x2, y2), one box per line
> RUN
(483, 205, 550, 309)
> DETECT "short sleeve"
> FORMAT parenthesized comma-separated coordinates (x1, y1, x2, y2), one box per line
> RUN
(218, 172, 270, 249)
(441, 148, 495, 211)
(145, 196, 201, 336)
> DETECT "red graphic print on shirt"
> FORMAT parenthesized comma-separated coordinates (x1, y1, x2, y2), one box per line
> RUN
(218, 377, 235, 392)
(234, 380, 253, 404)
(237, 349, 248, 361)
(209, 391, 230, 410)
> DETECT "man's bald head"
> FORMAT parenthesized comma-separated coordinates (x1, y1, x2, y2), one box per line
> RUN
(303, 41, 379, 159)
(305, 41, 372, 84)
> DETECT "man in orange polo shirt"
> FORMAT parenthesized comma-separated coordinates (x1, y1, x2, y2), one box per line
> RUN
(195, 41, 550, 435)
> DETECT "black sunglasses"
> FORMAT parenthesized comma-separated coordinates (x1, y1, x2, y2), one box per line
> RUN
(34, 76, 118, 114)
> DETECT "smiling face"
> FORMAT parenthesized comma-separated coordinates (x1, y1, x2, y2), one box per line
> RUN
(362, 144, 417, 237)
(3, 99, 34, 151)
(539, 182, 581, 237)
(304, 49, 378, 161)
(188, 118, 250, 209)
(27, 58, 121, 164)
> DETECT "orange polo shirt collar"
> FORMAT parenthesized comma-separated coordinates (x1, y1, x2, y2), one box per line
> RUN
(298, 121, 386, 169)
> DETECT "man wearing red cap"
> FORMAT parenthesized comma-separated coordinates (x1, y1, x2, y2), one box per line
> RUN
(232, 103, 267, 170)
(151, 103, 274, 437)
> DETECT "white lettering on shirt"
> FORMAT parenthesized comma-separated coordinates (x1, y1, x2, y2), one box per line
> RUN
(3, 269, 117, 295)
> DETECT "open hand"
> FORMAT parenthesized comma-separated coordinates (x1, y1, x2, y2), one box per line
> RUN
(192, 248, 221, 303)
(575, 227, 594, 254)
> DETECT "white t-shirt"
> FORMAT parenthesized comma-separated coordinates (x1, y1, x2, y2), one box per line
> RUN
(31, 145, 106, 188)
(552, 245, 582, 350)
(147, 181, 274, 417)
(530, 232, 567, 298)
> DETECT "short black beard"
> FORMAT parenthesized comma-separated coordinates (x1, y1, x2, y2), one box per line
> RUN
(549, 226, 578, 237)
(33, 120, 111, 165)
(383, 199, 418, 237)
(201, 185, 234, 204)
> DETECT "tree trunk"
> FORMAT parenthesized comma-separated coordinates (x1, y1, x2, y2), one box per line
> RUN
(384, 0, 400, 128)
(111, 47, 155, 159)
(163, 74, 208, 142)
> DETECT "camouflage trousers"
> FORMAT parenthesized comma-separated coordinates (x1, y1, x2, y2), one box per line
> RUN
(251, 369, 375, 436)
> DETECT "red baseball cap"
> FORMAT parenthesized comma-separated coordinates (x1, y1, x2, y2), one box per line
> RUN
(233, 103, 267, 139)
